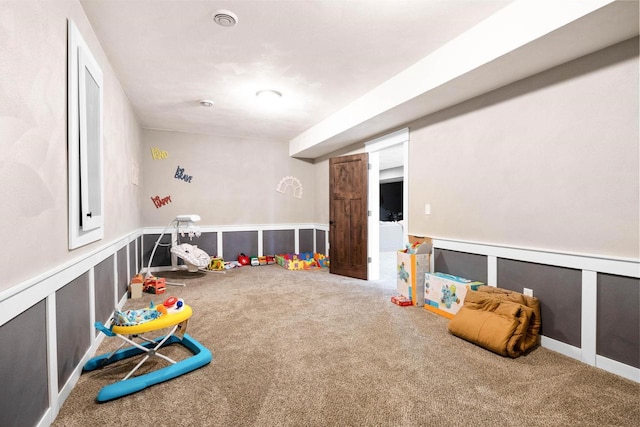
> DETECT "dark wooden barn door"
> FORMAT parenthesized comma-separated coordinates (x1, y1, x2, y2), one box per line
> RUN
(329, 153, 368, 280)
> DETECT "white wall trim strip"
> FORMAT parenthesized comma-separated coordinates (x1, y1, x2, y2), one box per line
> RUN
(581, 270, 598, 366)
(429, 236, 639, 278)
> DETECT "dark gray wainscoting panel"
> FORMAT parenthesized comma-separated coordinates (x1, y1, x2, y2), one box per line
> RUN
(117, 246, 128, 298)
(56, 271, 91, 391)
(95, 255, 115, 327)
(316, 229, 326, 255)
(129, 240, 137, 275)
(434, 249, 488, 283)
(0, 300, 48, 427)
(143, 233, 172, 268)
(136, 236, 143, 272)
(263, 229, 295, 255)
(597, 273, 640, 368)
(299, 229, 314, 253)
(498, 258, 582, 347)
(223, 231, 259, 261)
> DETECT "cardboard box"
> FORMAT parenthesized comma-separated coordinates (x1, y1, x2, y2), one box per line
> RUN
(423, 272, 483, 318)
(397, 241, 432, 306)
(129, 282, 143, 299)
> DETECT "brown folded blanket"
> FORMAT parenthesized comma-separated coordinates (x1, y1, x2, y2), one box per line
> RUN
(448, 285, 541, 357)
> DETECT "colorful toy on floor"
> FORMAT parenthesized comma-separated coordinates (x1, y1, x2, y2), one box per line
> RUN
(207, 257, 224, 271)
(275, 252, 329, 270)
(237, 253, 250, 266)
(129, 274, 144, 299)
(391, 295, 412, 306)
(143, 276, 166, 294)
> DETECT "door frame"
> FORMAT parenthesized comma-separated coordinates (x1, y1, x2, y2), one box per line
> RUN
(364, 128, 409, 280)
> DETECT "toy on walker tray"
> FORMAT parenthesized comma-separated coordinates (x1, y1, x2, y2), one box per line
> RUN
(84, 296, 212, 402)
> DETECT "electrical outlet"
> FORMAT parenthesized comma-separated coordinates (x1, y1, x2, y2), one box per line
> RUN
(523, 288, 533, 297)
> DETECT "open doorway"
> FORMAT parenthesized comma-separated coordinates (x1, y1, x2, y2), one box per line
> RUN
(365, 128, 408, 283)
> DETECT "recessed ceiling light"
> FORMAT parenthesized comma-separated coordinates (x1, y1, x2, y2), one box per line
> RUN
(256, 90, 282, 100)
(199, 99, 214, 107)
(212, 10, 238, 27)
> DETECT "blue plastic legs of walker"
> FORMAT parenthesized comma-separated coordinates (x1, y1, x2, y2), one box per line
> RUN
(83, 333, 212, 402)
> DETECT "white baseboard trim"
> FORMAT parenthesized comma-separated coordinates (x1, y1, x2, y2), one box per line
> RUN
(596, 355, 640, 383)
(541, 335, 582, 361)
(541, 336, 640, 383)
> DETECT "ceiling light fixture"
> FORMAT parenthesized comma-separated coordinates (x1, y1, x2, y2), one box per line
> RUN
(212, 10, 238, 27)
(199, 99, 214, 107)
(256, 90, 282, 100)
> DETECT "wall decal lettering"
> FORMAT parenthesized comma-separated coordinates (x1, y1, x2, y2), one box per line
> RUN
(174, 166, 193, 183)
(151, 146, 168, 160)
(151, 195, 172, 208)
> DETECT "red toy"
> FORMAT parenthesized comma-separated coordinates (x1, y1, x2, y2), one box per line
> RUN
(237, 253, 250, 266)
(143, 276, 166, 294)
(391, 296, 412, 306)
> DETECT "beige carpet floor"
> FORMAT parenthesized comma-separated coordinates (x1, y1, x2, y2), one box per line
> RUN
(53, 264, 639, 426)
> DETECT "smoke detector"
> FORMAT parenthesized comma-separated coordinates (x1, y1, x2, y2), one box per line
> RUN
(199, 99, 214, 107)
(212, 10, 238, 27)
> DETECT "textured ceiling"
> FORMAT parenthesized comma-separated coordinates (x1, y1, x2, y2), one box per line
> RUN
(80, 0, 512, 144)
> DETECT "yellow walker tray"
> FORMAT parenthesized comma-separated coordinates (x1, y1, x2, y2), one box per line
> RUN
(84, 302, 212, 402)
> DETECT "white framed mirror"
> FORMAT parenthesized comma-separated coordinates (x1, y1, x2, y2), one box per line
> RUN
(68, 20, 104, 248)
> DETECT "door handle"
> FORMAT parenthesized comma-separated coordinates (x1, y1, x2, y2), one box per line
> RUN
(329, 220, 335, 225)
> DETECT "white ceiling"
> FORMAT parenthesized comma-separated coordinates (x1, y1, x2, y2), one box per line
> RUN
(79, 0, 512, 146)
(80, 0, 638, 160)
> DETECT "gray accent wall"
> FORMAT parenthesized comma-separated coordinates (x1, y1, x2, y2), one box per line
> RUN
(137, 236, 143, 272)
(316, 229, 326, 255)
(263, 229, 295, 255)
(56, 272, 91, 391)
(0, 300, 48, 427)
(498, 259, 582, 347)
(143, 233, 172, 268)
(434, 249, 488, 283)
(95, 255, 115, 326)
(129, 240, 137, 275)
(117, 247, 128, 298)
(223, 231, 259, 261)
(299, 229, 314, 253)
(597, 273, 640, 368)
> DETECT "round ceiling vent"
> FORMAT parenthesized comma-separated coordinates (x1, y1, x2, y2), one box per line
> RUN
(211, 10, 238, 27)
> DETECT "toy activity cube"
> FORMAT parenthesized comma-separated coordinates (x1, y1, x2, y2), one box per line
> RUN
(423, 272, 484, 319)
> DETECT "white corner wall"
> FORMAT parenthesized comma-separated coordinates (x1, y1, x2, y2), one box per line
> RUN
(408, 37, 639, 259)
(0, 1, 144, 294)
